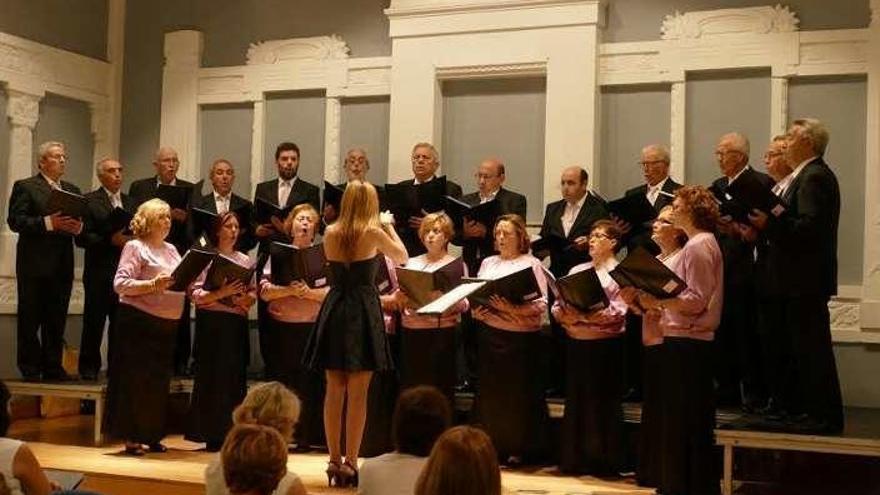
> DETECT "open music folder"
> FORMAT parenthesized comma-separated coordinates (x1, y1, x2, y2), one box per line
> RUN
(395, 258, 465, 307)
(269, 241, 329, 288)
(609, 246, 686, 298)
(46, 188, 89, 218)
(545, 266, 609, 312)
(417, 266, 541, 315)
(169, 248, 216, 292)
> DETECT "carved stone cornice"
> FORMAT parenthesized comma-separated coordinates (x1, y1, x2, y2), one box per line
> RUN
(5, 90, 41, 129)
(246, 35, 349, 65)
(661, 5, 799, 40)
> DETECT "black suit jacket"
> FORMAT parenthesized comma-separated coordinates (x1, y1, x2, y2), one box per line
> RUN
(764, 157, 840, 297)
(623, 177, 682, 254)
(7, 174, 82, 279)
(75, 188, 136, 286)
(394, 176, 463, 256)
(458, 187, 527, 274)
(191, 192, 258, 252)
(712, 167, 775, 289)
(128, 176, 196, 254)
(253, 177, 321, 254)
(538, 193, 609, 278)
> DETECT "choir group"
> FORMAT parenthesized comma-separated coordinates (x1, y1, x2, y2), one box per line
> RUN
(6, 116, 843, 493)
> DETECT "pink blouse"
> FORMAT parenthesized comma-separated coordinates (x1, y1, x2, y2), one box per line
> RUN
(191, 251, 256, 317)
(398, 254, 470, 330)
(473, 254, 548, 332)
(380, 255, 399, 334)
(260, 258, 322, 324)
(642, 250, 683, 347)
(551, 258, 626, 340)
(658, 232, 724, 341)
(114, 239, 186, 320)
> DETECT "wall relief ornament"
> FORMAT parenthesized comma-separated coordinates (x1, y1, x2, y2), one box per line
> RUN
(6, 92, 41, 128)
(661, 5, 799, 40)
(246, 35, 350, 65)
(829, 300, 861, 330)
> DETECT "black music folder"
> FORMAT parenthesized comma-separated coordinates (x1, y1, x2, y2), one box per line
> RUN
(156, 183, 191, 210)
(547, 267, 609, 312)
(46, 188, 89, 218)
(108, 206, 134, 233)
(269, 242, 329, 288)
(385, 176, 448, 222)
(395, 258, 466, 307)
(466, 266, 542, 307)
(531, 233, 575, 256)
(203, 254, 255, 305)
(709, 184, 749, 223)
(725, 173, 787, 218)
(373, 254, 394, 294)
(191, 207, 219, 239)
(255, 197, 293, 225)
(323, 181, 345, 212)
(609, 245, 686, 298)
(169, 248, 215, 292)
(606, 193, 658, 227)
(444, 196, 500, 229)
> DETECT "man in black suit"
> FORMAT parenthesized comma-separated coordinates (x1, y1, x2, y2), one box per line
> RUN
(711, 132, 774, 410)
(458, 158, 527, 274)
(321, 147, 384, 229)
(128, 146, 197, 375)
(191, 158, 256, 252)
(393, 142, 463, 256)
(750, 118, 843, 433)
(618, 144, 682, 401)
(7, 141, 83, 381)
(75, 158, 134, 380)
(537, 166, 608, 396)
(253, 141, 320, 378)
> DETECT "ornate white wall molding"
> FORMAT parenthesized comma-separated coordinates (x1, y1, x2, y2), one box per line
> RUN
(661, 5, 798, 40)
(0, 277, 85, 315)
(860, 0, 880, 330)
(247, 35, 350, 65)
(323, 97, 342, 184)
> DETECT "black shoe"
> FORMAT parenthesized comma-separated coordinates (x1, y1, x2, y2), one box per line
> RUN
(80, 401, 96, 415)
(22, 373, 41, 382)
(544, 387, 564, 399)
(788, 416, 843, 435)
(43, 371, 74, 382)
(291, 443, 312, 453)
(455, 381, 474, 395)
(80, 372, 99, 381)
(124, 444, 145, 456)
(148, 442, 168, 453)
(622, 387, 642, 402)
(206, 440, 223, 452)
(174, 364, 190, 377)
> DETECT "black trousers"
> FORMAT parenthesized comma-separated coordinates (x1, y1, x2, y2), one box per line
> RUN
(17, 274, 72, 377)
(623, 313, 644, 398)
(756, 296, 793, 412)
(173, 297, 192, 372)
(714, 284, 765, 406)
(79, 271, 119, 376)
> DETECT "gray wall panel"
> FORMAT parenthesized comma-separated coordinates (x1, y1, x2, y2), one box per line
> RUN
(0, 0, 108, 59)
(340, 97, 391, 185)
(441, 78, 546, 224)
(685, 70, 771, 187)
(199, 103, 255, 198)
(599, 85, 671, 199)
(263, 92, 326, 188)
(789, 76, 867, 286)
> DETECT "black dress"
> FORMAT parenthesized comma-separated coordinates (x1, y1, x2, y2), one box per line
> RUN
(303, 258, 393, 372)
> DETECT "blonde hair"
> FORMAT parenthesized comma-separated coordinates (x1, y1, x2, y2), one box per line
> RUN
(415, 426, 501, 495)
(232, 381, 301, 441)
(221, 424, 288, 495)
(418, 212, 454, 248)
(336, 180, 380, 260)
(130, 198, 171, 239)
(283, 203, 319, 236)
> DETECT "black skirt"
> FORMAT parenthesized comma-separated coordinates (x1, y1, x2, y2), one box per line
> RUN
(659, 337, 719, 495)
(105, 303, 177, 444)
(560, 337, 625, 475)
(186, 309, 249, 446)
(270, 320, 325, 448)
(637, 344, 664, 487)
(399, 326, 457, 402)
(472, 324, 548, 461)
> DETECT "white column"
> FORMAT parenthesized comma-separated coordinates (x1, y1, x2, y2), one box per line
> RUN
(769, 76, 789, 139)
(323, 96, 342, 184)
(861, 0, 880, 329)
(106, 0, 126, 158)
(669, 81, 687, 183)
(160, 30, 204, 181)
(250, 98, 267, 190)
(90, 100, 111, 190)
(0, 90, 43, 277)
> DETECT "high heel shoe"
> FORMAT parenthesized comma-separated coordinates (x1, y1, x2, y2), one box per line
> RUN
(325, 460, 343, 487)
(341, 460, 359, 488)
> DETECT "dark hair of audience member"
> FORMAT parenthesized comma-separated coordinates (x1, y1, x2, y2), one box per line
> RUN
(222, 423, 288, 495)
(393, 386, 452, 457)
(415, 426, 501, 495)
(0, 381, 10, 436)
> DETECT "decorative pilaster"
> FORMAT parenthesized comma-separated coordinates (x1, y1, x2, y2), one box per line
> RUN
(769, 77, 789, 139)
(669, 81, 686, 183)
(0, 89, 43, 277)
(323, 97, 342, 184)
(90, 100, 111, 189)
(160, 30, 204, 181)
(861, 0, 880, 329)
(250, 98, 266, 189)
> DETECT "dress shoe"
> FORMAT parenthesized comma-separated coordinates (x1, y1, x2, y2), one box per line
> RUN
(42, 371, 74, 382)
(148, 442, 168, 453)
(455, 381, 474, 395)
(80, 372, 99, 381)
(787, 415, 843, 435)
(622, 387, 642, 403)
(206, 440, 223, 452)
(124, 444, 145, 456)
(22, 373, 41, 382)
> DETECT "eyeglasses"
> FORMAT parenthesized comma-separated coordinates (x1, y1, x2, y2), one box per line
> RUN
(474, 173, 500, 180)
(589, 232, 611, 240)
(638, 160, 667, 167)
(763, 151, 783, 159)
(714, 150, 743, 157)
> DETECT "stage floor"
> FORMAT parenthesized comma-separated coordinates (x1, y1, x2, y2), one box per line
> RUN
(10, 415, 653, 495)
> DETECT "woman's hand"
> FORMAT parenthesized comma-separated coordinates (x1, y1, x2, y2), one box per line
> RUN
(488, 295, 517, 314)
(220, 279, 247, 298)
(289, 280, 309, 298)
(231, 293, 256, 310)
(152, 274, 174, 293)
(472, 305, 492, 321)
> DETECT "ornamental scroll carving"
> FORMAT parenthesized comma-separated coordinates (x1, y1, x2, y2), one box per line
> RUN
(661, 5, 799, 40)
(246, 35, 350, 65)
(829, 300, 861, 330)
(6, 91, 41, 129)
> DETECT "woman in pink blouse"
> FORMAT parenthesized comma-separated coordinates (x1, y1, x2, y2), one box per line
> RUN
(260, 203, 328, 452)
(471, 214, 549, 464)
(624, 186, 723, 495)
(551, 219, 626, 475)
(391, 213, 469, 402)
(186, 211, 257, 451)
(108, 198, 185, 456)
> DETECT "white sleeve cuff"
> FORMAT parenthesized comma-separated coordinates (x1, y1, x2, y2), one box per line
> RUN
(44, 215, 54, 231)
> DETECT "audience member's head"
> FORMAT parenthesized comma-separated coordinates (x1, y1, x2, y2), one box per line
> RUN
(415, 426, 501, 495)
(232, 381, 300, 442)
(0, 380, 10, 436)
(222, 424, 288, 495)
(393, 386, 452, 457)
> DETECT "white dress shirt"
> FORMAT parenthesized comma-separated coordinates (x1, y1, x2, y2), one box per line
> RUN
(104, 187, 123, 208)
(278, 177, 296, 207)
(646, 177, 669, 206)
(479, 188, 500, 204)
(214, 192, 231, 214)
(562, 193, 587, 237)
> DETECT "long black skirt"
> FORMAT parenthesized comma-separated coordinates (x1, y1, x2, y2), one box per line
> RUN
(399, 326, 457, 403)
(659, 337, 719, 495)
(185, 309, 248, 446)
(637, 344, 663, 487)
(472, 324, 548, 461)
(105, 304, 177, 444)
(560, 337, 624, 475)
(271, 320, 325, 448)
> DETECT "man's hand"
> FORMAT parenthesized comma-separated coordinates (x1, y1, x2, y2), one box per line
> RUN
(734, 221, 758, 242)
(463, 219, 487, 239)
(573, 236, 589, 251)
(110, 230, 131, 247)
(255, 224, 275, 238)
(609, 213, 632, 235)
(50, 213, 83, 235)
(270, 215, 286, 233)
(748, 209, 769, 231)
(170, 208, 187, 222)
